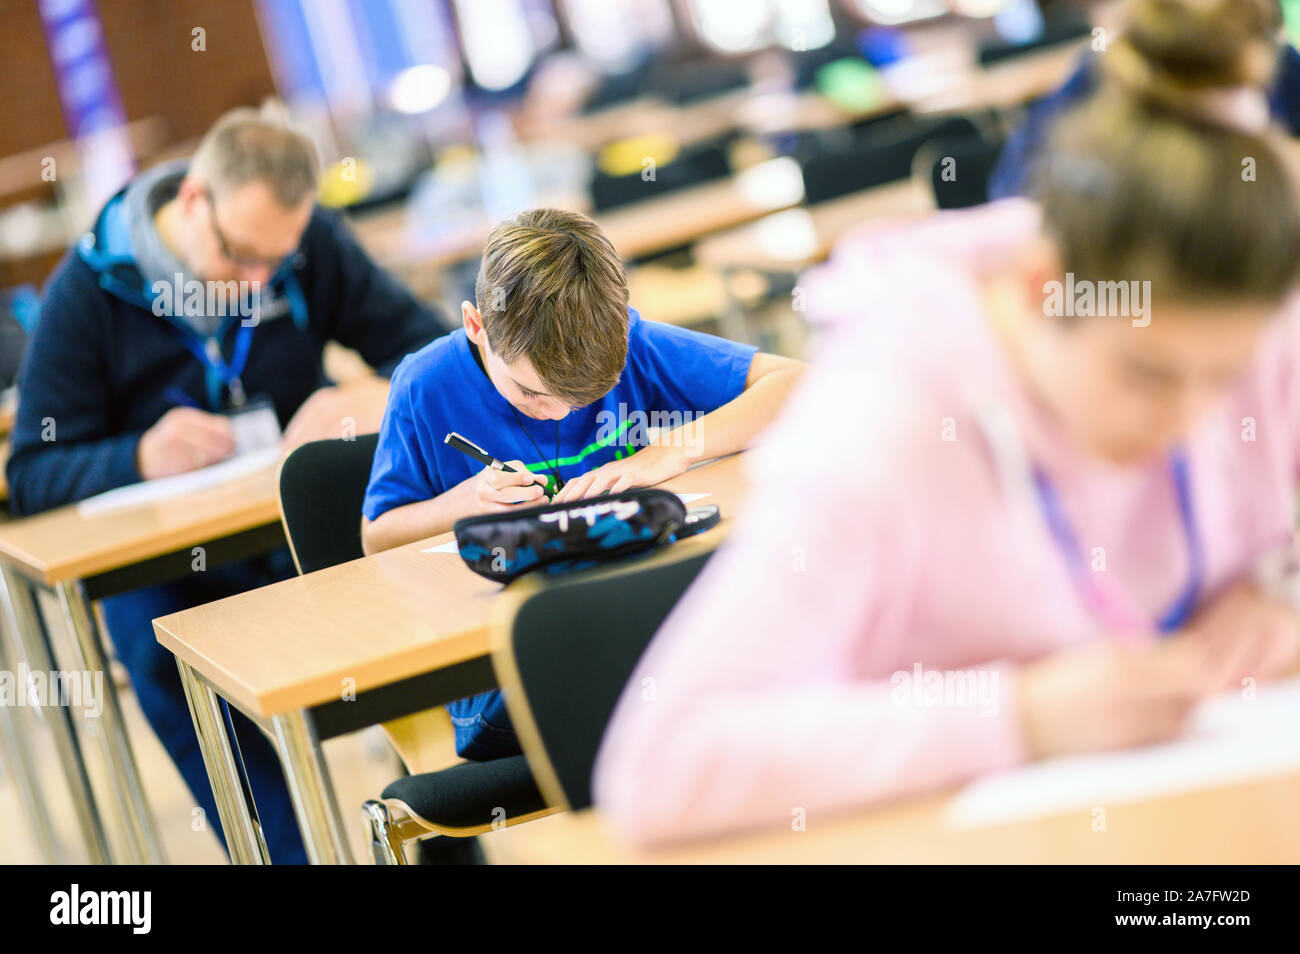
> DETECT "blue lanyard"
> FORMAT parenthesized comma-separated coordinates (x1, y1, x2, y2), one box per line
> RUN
(172, 320, 255, 409)
(1031, 448, 1203, 634)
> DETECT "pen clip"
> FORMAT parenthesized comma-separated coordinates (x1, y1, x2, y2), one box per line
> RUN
(445, 431, 489, 457)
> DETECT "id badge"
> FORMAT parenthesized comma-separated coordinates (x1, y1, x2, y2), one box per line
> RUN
(222, 397, 282, 455)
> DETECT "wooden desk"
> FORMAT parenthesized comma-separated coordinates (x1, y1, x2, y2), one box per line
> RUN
(153, 454, 750, 864)
(602, 165, 805, 262)
(0, 462, 286, 865)
(488, 771, 1300, 864)
(693, 178, 935, 272)
(523, 36, 1088, 156)
(350, 165, 803, 276)
(520, 84, 898, 156)
(627, 264, 770, 340)
(0, 467, 280, 586)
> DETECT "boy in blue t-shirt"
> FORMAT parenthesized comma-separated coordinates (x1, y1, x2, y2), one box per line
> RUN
(362, 208, 804, 760)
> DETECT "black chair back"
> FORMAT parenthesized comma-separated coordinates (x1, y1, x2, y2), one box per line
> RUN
(0, 297, 30, 389)
(800, 114, 981, 204)
(648, 61, 751, 105)
(591, 143, 732, 212)
(926, 133, 1006, 209)
(277, 433, 380, 574)
(977, 10, 1092, 67)
(498, 545, 715, 810)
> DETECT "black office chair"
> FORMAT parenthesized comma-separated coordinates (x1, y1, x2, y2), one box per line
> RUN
(275, 435, 552, 864)
(647, 60, 751, 105)
(1, 288, 34, 391)
(976, 9, 1093, 67)
(915, 132, 1007, 210)
(798, 114, 984, 204)
(591, 142, 732, 212)
(277, 433, 378, 573)
(491, 540, 716, 810)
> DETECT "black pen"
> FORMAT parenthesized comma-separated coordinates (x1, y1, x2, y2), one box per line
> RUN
(444, 432, 551, 496)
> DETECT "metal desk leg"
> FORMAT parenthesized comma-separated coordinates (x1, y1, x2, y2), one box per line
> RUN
(0, 566, 110, 864)
(56, 580, 166, 865)
(0, 613, 61, 863)
(175, 659, 269, 865)
(272, 710, 355, 865)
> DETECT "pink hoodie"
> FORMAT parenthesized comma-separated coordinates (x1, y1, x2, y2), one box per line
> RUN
(592, 199, 1300, 844)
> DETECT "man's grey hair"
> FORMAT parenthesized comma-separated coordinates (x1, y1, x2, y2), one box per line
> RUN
(188, 100, 319, 207)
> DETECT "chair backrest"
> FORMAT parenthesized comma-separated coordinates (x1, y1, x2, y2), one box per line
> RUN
(278, 432, 461, 775)
(918, 133, 1006, 210)
(976, 10, 1092, 67)
(492, 539, 716, 811)
(799, 114, 981, 204)
(591, 143, 732, 212)
(0, 287, 36, 390)
(647, 61, 750, 105)
(277, 433, 380, 574)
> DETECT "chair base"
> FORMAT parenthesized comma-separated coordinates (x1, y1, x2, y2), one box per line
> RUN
(361, 797, 560, 865)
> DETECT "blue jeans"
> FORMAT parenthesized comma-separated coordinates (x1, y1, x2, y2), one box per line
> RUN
(100, 549, 309, 864)
(447, 690, 522, 761)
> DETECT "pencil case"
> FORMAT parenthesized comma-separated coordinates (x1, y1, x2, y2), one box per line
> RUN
(452, 488, 720, 584)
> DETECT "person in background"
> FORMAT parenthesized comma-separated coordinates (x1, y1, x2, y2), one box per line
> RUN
(7, 103, 445, 863)
(595, 0, 1300, 845)
(988, 0, 1300, 198)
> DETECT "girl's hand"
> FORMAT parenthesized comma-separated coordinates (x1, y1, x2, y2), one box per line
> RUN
(1017, 639, 1211, 760)
(551, 444, 689, 503)
(1181, 582, 1300, 690)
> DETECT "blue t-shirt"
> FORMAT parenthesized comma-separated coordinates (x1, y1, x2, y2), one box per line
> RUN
(362, 308, 757, 521)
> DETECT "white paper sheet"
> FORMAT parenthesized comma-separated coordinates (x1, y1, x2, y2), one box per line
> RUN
(945, 677, 1300, 829)
(420, 493, 712, 556)
(422, 540, 461, 555)
(76, 446, 282, 517)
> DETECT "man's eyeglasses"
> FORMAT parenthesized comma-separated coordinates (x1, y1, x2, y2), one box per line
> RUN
(203, 188, 297, 271)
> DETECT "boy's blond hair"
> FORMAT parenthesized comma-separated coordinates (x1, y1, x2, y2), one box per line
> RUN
(475, 208, 629, 406)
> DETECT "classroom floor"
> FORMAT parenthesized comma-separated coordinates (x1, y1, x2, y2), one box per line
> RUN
(0, 672, 419, 864)
(0, 592, 479, 865)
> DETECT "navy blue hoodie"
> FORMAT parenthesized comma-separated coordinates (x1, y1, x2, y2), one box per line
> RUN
(6, 185, 446, 516)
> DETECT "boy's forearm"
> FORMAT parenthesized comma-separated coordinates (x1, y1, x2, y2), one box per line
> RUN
(673, 359, 803, 462)
(361, 477, 475, 554)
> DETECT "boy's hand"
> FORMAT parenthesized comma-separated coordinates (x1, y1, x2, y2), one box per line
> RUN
(1017, 638, 1212, 760)
(552, 444, 688, 503)
(473, 459, 548, 513)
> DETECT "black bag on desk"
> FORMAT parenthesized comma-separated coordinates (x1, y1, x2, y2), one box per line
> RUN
(452, 488, 720, 584)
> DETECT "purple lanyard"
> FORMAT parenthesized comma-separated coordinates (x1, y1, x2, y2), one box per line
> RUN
(1031, 449, 1203, 635)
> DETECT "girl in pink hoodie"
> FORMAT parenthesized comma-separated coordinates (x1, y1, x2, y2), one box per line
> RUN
(594, 0, 1300, 844)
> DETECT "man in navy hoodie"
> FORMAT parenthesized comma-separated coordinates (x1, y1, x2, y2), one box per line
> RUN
(6, 104, 445, 863)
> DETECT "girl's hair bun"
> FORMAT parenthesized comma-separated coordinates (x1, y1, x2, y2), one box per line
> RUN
(1105, 0, 1282, 124)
